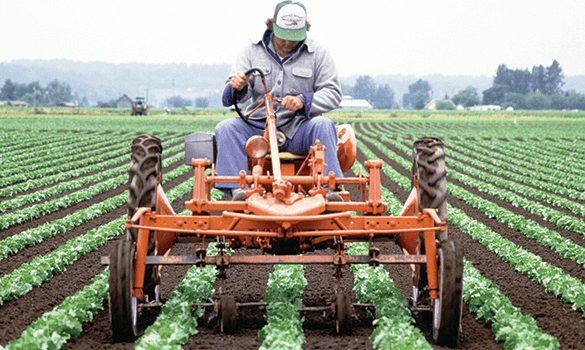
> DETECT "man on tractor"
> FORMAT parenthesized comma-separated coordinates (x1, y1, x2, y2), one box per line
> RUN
(217, 0, 343, 201)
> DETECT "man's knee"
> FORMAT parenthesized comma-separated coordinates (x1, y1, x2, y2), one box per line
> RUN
(215, 118, 240, 136)
(309, 115, 335, 129)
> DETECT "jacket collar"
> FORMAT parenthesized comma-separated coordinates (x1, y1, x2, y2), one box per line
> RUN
(257, 30, 312, 64)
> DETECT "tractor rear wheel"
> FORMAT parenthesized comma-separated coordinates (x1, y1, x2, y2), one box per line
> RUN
(335, 293, 352, 335)
(220, 295, 237, 333)
(412, 137, 448, 306)
(412, 137, 447, 232)
(432, 239, 463, 347)
(109, 240, 138, 342)
(127, 135, 162, 302)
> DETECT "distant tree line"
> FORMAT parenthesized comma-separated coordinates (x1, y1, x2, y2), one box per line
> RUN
(0, 79, 77, 107)
(342, 76, 396, 109)
(402, 79, 432, 109)
(163, 96, 209, 108)
(97, 95, 210, 109)
(480, 60, 585, 110)
(405, 60, 585, 111)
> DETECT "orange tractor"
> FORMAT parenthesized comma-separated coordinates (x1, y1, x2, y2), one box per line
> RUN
(131, 97, 149, 116)
(106, 68, 463, 346)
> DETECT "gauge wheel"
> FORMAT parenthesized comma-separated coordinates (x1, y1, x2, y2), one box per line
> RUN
(335, 293, 352, 335)
(432, 239, 463, 347)
(109, 240, 138, 342)
(220, 295, 237, 334)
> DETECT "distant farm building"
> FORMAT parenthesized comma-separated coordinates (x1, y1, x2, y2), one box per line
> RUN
(469, 105, 502, 111)
(0, 100, 29, 107)
(424, 99, 456, 111)
(339, 96, 372, 109)
(116, 94, 133, 108)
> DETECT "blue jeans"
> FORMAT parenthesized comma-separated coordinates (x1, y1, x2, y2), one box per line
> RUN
(214, 116, 343, 193)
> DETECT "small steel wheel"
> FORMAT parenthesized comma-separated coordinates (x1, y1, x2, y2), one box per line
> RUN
(109, 240, 138, 342)
(335, 293, 352, 335)
(432, 239, 463, 347)
(220, 295, 237, 333)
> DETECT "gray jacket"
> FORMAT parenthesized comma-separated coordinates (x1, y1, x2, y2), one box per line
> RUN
(225, 30, 342, 139)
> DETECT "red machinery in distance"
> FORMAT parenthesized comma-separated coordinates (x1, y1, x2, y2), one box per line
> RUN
(106, 68, 463, 347)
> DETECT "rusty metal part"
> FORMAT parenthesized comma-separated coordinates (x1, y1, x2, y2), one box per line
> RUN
(103, 253, 428, 266)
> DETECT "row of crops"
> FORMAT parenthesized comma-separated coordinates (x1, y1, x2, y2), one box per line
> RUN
(0, 113, 584, 349)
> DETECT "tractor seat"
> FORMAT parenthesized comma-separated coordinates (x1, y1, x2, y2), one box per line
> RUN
(267, 152, 306, 163)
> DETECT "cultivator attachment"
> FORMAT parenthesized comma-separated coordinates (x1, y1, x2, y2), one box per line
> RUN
(104, 67, 462, 347)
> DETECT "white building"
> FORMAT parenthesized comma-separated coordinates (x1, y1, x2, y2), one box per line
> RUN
(339, 96, 372, 109)
(468, 105, 502, 111)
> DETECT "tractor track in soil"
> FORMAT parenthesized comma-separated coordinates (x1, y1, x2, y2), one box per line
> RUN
(1, 124, 584, 349)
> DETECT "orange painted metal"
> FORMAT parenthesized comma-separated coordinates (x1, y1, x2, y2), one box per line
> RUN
(186, 160, 383, 214)
(124, 68, 447, 303)
(424, 227, 439, 300)
(126, 206, 445, 249)
(132, 211, 151, 299)
(147, 254, 426, 265)
(335, 124, 357, 173)
(154, 184, 177, 257)
(399, 185, 419, 217)
(245, 135, 269, 159)
(103, 252, 428, 266)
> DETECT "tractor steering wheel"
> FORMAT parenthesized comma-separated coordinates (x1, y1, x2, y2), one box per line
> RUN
(233, 68, 296, 130)
(233, 68, 268, 129)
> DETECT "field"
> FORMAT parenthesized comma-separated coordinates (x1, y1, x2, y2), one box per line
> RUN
(0, 112, 584, 349)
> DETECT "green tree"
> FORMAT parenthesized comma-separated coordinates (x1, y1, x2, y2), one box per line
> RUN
(482, 85, 509, 105)
(509, 69, 532, 94)
(494, 64, 531, 94)
(165, 95, 192, 108)
(96, 99, 117, 108)
(504, 92, 528, 110)
(352, 75, 376, 102)
(20, 93, 35, 106)
(340, 83, 353, 97)
(526, 93, 551, 110)
(371, 84, 395, 109)
(435, 100, 456, 110)
(403, 79, 432, 109)
(0, 79, 22, 100)
(27, 82, 45, 106)
(493, 64, 512, 87)
(493, 61, 564, 96)
(550, 93, 568, 110)
(451, 86, 480, 107)
(531, 65, 546, 94)
(195, 97, 209, 108)
(47, 80, 73, 104)
(567, 93, 585, 110)
(544, 60, 564, 95)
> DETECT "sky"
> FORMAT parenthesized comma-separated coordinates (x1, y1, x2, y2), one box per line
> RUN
(2, 0, 585, 78)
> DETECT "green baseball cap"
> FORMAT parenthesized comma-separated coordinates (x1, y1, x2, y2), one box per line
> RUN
(273, 1, 307, 41)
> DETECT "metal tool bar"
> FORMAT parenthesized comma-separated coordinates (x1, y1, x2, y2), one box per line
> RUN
(102, 254, 427, 266)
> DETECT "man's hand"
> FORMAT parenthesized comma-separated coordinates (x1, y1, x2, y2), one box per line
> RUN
(281, 95, 304, 112)
(230, 71, 250, 91)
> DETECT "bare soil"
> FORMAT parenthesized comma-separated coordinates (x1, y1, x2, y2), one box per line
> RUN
(1, 124, 584, 349)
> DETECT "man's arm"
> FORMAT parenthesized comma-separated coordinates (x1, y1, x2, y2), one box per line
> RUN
(305, 45, 342, 117)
